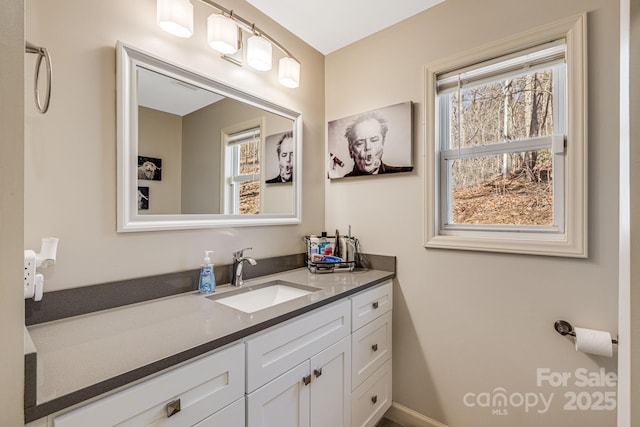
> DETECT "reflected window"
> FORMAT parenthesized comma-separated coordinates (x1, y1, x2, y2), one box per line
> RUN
(226, 126, 262, 214)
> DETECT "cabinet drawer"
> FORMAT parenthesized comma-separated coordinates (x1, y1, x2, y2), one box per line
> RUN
(246, 300, 350, 393)
(351, 281, 392, 331)
(351, 359, 392, 427)
(53, 343, 245, 427)
(351, 311, 392, 390)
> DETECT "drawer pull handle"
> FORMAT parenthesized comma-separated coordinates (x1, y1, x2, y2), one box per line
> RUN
(372, 301, 379, 309)
(371, 395, 378, 404)
(166, 399, 181, 418)
(303, 375, 312, 385)
(314, 368, 323, 378)
(372, 344, 378, 352)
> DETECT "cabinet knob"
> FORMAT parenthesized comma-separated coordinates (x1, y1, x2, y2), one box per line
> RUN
(303, 375, 312, 385)
(166, 398, 181, 418)
(372, 301, 379, 309)
(371, 395, 378, 404)
(314, 368, 323, 378)
(371, 344, 378, 352)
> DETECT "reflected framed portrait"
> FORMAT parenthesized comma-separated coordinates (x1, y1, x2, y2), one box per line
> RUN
(137, 186, 149, 210)
(328, 101, 413, 179)
(265, 130, 294, 184)
(137, 156, 162, 181)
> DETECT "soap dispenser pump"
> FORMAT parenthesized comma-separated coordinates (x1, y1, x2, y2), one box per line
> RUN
(198, 250, 216, 294)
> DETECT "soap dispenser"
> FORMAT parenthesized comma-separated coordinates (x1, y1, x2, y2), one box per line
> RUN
(199, 250, 216, 294)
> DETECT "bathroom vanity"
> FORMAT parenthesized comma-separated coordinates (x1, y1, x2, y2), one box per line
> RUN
(24, 266, 393, 427)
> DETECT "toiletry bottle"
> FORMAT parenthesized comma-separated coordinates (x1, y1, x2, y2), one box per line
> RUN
(334, 229, 341, 259)
(199, 250, 215, 294)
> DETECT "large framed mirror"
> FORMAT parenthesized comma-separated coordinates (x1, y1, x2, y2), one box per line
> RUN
(116, 42, 302, 232)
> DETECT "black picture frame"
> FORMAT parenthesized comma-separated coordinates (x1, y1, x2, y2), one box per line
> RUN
(137, 186, 149, 210)
(137, 156, 162, 181)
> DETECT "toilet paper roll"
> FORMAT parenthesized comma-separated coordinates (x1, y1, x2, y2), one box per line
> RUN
(574, 327, 613, 357)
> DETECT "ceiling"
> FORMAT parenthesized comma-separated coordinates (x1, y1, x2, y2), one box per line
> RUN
(138, 68, 224, 116)
(245, 0, 446, 55)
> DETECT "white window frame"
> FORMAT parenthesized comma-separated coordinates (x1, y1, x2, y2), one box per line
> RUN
(424, 14, 587, 257)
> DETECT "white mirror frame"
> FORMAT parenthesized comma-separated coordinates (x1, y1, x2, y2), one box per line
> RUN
(116, 41, 302, 232)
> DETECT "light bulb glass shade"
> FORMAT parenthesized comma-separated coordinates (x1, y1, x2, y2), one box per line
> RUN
(207, 14, 238, 54)
(157, 0, 193, 38)
(247, 36, 272, 71)
(279, 57, 300, 88)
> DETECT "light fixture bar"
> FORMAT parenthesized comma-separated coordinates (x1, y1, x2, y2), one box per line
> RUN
(198, 0, 299, 63)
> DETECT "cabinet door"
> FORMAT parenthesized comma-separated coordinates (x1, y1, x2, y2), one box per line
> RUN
(193, 398, 244, 427)
(246, 300, 350, 392)
(309, 336, 351, 427)
(247, 361, 310, 427)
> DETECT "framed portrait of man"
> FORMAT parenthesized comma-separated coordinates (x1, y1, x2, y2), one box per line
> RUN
(327, 101, 413, 179)
(265, 130, 294, 184)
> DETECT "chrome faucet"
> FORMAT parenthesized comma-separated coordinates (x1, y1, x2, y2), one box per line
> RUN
(232, 247, 257, 287)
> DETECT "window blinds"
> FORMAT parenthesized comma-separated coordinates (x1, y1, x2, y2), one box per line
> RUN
(227, 127, 261, 146)
(436, 39, 566, 93)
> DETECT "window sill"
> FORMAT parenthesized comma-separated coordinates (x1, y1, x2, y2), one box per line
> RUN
(425, 230, 587, 258)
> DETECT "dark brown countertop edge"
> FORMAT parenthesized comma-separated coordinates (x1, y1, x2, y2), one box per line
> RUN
(24, 253, 395, 422)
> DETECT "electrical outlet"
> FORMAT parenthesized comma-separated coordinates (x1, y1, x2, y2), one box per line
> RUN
(24, 250, 36, 299)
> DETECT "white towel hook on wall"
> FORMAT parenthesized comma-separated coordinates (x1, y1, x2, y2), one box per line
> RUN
(25, 40, 52, 114)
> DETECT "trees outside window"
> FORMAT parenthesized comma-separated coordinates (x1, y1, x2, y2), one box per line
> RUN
(443, 66, 563, 228)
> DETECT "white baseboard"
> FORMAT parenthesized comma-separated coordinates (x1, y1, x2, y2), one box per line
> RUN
(384, 402, 448, 427)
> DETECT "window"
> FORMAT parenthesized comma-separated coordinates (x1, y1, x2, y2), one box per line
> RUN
(425, 15, 587, 257)
(223, 124, 263, 214)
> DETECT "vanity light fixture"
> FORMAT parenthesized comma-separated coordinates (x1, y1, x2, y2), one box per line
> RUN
(278, 57, 301, 88)
(157, 0, 194, 38)
(207, 13, 238, 54)
(157, 0, 301, 88)
(246, 34, 272, 71)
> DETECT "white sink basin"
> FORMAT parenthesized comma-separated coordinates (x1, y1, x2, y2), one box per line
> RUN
(209, 281, 320, 313)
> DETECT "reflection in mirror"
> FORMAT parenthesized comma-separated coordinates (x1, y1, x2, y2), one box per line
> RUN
(117, 42, 302, 232)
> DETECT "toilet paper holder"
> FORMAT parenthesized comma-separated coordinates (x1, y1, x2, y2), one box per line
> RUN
(554, 320, 618, 344)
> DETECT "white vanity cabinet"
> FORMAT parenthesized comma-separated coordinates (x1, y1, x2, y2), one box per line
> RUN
(350, 281, 393, 427)
(26, 277, 395, 427)
(52, 342, 245, 427)
(247, 336, 351, 427)
(246, 300, 351, 427)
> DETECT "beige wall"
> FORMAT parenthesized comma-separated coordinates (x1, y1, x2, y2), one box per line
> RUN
(325, 0, 619, 426)
(138, 107, 182, 215)
(25, 0, 325, 290)
(1, 0, 26, 425)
